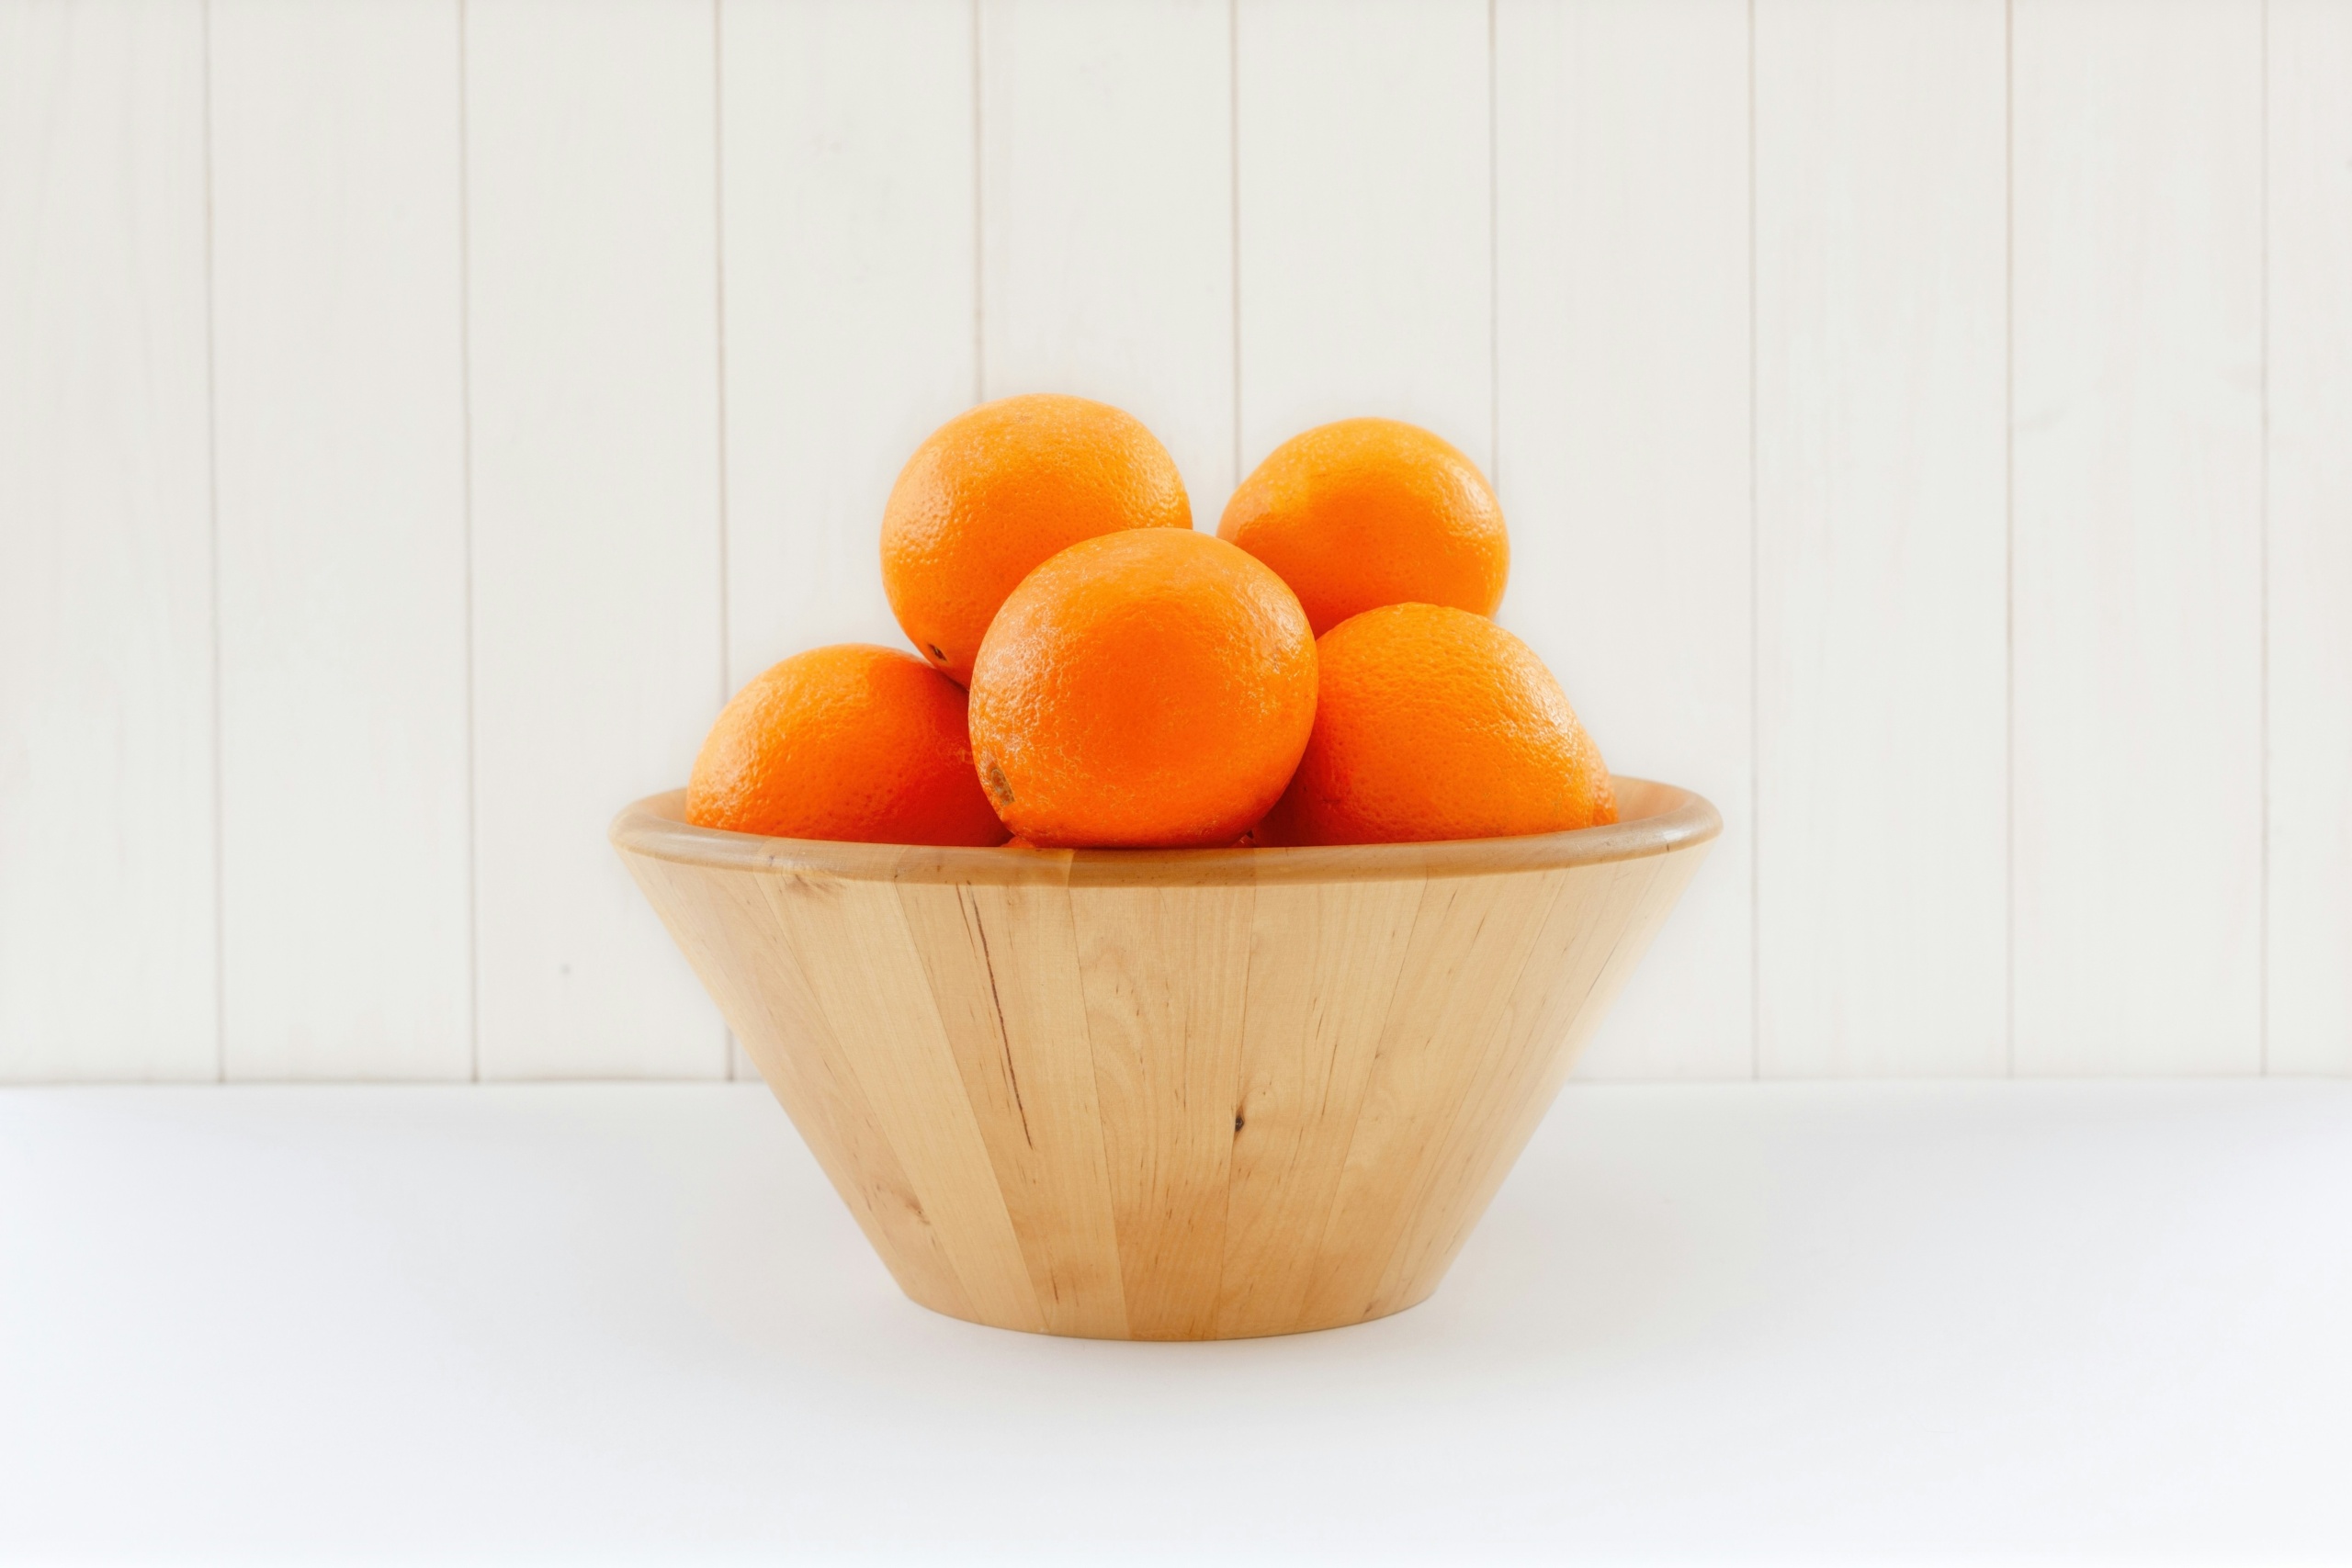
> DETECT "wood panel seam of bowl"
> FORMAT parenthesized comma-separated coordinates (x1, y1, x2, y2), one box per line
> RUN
(615, 776, 1718, 1340)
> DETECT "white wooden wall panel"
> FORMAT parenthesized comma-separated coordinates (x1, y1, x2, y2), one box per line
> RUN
(2011, 0, 2265, 1075)
(981, 0, 1235, 510)
(2266, 0, 2352, 1076)
(0, 1, 218, 1082)
(4, 0, 2343, 1084)
(1494, 0, 1753, 1080)
(209, 0, 472, 1081)
(1234, 0, 1490, 476)
(466, 0, 727, 1079)
(1754, 0, 2008, 1076)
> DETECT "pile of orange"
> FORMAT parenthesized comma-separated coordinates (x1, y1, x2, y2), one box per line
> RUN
(685, 394, 1615, 851)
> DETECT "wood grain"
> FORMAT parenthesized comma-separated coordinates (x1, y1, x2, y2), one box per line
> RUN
(1072, 881, 1255, 1338)
(1407, 846, 1711, 1287)
(2011, 0, 2265, 1075)
(0, 0, 217, 1081)
(1216, 876, 1421, 1336)
(899, 881, 1128, 1337)
(1754, 0, 2008, 1076)
(615, 778, 1718, 1337)
(624, 851, 976, 1314)
(2265, 0, 2352, 1076)
(209, 0, 471, 1080)
(1294, 866, 1563, 1326)
(1494, 0, 1754, 1080)
(755, 872, 1046, 1332)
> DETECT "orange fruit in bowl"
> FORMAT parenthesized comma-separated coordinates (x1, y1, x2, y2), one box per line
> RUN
(882, 393, 1192, 685)
(967, 530, 1317, 849)
(1258, 604, 1614, 847)
(1218, 417, 1509, 636)
(686, 645, 1008, 846)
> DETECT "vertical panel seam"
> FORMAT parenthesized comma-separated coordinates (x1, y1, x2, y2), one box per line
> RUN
(2258, 0, 2270, 1074)
(202, 0, 225, 1083)
(458, 0, 481, 1084)
(1230, 0, 1241, 486)
(2004, 0, 2017, 1077)
(1746, 0, 1759, 1080)
(971, 0, 984, 405)
(713, 0, 736, 1081)
(1487, 0, 1498, 486)
(713, 0, 731, 710)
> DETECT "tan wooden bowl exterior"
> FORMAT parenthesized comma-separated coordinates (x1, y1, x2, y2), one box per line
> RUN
(613, 778, 1718, 1340)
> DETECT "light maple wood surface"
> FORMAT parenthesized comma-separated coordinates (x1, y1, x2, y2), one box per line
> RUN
(613, 777, 1717, 1338)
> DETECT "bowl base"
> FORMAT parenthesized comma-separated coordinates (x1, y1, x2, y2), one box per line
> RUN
(615, 779, 1719, 1342)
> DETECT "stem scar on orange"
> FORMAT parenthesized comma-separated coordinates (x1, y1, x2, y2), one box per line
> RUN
(686, 645, 1008, 847)
(967, 530, 1317, 849)
(1218, 417, 1510, 637)
(1258, 604, 1615, 847)
(881, 393, 1192, 686)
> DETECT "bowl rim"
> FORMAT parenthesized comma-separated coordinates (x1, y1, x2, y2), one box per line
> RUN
(610, 776, 1720, 887)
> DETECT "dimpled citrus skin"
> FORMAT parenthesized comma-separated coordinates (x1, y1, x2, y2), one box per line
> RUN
(967, 530, 1317, 849)
(686, 645, 1008, 846)
(1217, 417, 1509, 637)
(1258, 604, 1615, 847)
(881, 394, 1192, 685)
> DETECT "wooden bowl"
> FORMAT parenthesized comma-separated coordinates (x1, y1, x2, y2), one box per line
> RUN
(612, 778, 1718, 1340)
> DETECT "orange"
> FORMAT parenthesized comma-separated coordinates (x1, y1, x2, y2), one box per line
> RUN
(1258, 604, 1614, 846)
(881, 394, 1192, 685)
(686, 645, 1008, 846)
(1218, 417, 1509, 636)
(967, 530, 1317, 849)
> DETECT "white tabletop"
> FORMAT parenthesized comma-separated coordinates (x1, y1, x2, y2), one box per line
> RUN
(5, 1080, 2347, 1564)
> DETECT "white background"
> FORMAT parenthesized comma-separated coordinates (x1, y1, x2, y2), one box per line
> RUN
(3, 0, 2347, 1086)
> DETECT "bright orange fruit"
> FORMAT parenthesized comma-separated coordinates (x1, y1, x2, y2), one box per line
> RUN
(1218, 417, 1509, 637)
(881, 394, 1191, 685)
(686, 645, 1008, 846)
(967, 530, 1317, 849)
(1258, 604, 1614, 846)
